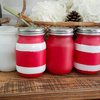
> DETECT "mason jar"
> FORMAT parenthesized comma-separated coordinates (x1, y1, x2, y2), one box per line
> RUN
(0, 26, 18, 72)
(16, 27, 46, 77)
(74, 27, 100, 74)
(46, 27, 74, 75)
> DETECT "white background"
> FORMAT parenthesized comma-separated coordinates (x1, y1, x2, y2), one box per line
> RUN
(0, 0, 45, 25)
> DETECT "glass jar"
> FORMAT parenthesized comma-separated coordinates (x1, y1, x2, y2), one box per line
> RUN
(0, 4, 2, 26)
(16, 27, 46, 77)
(74, 27, 100, 74)
(46, 27, 74, 75)
(0, 26, 18, 72)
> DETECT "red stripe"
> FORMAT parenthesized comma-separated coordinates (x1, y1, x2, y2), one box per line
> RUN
(75, 34, 100, 46)
(18, 72, 44, 78)
(74, 50, 100, 65)
(75, 68, 99, 75)
(16, 49, 46, 67)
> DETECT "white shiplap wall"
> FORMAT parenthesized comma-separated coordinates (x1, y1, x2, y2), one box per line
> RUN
(0, 0, 45, 25)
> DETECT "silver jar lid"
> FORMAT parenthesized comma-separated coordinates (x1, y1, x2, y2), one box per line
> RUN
(48, 27, 73, 35)
(18, 27, 44, 36)
(77, 27, 100, 35)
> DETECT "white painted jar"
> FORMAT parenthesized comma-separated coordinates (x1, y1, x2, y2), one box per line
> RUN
(0, 26, 18, 72)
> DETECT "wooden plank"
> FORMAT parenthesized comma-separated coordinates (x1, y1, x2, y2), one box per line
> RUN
(0, 69, 100, 100)
(1, 89, 100, 100)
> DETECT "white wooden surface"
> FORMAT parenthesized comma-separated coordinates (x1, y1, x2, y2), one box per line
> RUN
(0, 0, 45, 25)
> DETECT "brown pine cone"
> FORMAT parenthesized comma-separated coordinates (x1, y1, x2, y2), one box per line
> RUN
(66, 11, 81, 22)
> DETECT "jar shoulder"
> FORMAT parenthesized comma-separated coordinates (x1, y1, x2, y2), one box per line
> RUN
(46, 37, 74, 47)
(75, 35, 100, 46)
(17, 35, 45, 44)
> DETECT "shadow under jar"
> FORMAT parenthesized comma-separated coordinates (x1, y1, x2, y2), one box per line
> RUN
(46, 27, 74, 75)
(74, 27, 100, 74)
(16, 27, 46, 78)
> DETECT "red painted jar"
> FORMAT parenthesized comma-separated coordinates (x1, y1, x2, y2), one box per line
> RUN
(74, 27, 100, 74)
(46, 27, 74, 75)
(16, 27, 46, 77)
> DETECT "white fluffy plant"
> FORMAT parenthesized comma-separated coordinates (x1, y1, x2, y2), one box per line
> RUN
(58, 0, 74, 12)
(29, 1, 67, 22)
(69, 0, 100, 23)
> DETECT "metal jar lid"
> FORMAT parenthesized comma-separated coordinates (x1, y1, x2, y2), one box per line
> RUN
(77, 27, 100, 35)
(48, 27, 73, 36)
(18, 27, 44, 36)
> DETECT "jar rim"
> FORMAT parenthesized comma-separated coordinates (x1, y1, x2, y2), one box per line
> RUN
(0, 26, 18, 34)
(18, 27, 44, 36)
(48, 27, 74, 36)
(77, 27, 100, 35)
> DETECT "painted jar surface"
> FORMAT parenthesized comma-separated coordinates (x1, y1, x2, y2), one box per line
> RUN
(74, 27, 100, 74)
(0, 26, 18, 72)
(46, 27, 74, 75)
(16, 27, 46, 77)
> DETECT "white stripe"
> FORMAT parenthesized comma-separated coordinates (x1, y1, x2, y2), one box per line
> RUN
(75, 43, 100, 53)
(74, 62, 100, 72)
(16, 65, 46, 74)
(16, 42, 46, 52)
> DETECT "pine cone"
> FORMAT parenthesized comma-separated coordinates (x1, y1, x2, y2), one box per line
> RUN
(66, 11, 81, 22)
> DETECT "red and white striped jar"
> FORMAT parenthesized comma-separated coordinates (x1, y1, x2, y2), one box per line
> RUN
(74, 27, 100, 74)
(16, 27, 46, 77)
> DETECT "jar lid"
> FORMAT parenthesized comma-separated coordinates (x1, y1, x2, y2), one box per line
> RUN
(48, 27, 73, 36)
(18, 27, 44, 36)
(77, 27, 100, 35)
(0, 26, 18, 34)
